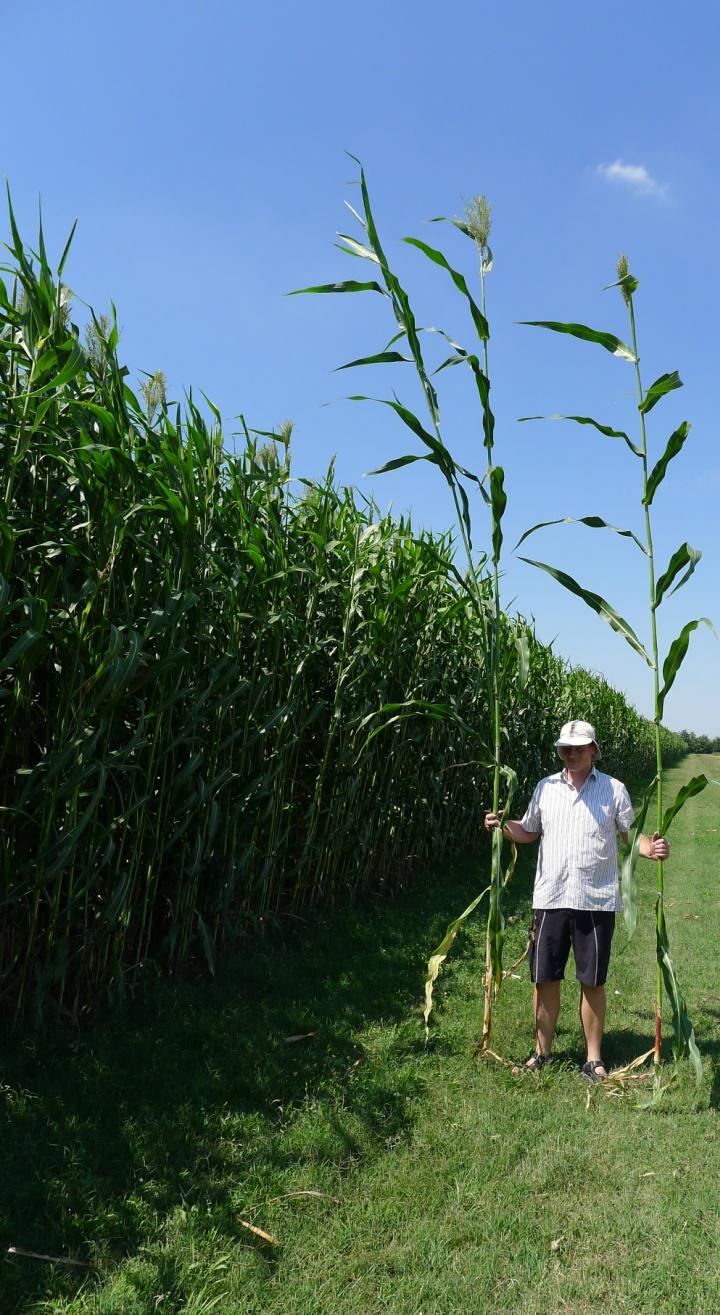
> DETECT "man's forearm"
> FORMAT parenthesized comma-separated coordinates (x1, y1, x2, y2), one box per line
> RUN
(501, 820, 540, 844)
(621, 831, 670, 861)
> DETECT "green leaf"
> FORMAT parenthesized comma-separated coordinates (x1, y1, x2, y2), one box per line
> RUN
(489, 466, 506, 564)
(639, 370, 682, 415)
(424, 879, 492, 1037)
(5, 183, 34, 279)
(456, 479, 473, 551)
(0, 628, 42, 673)
(335, 351, 412, 371)
(403, 237, 489, 341)
(57, 217, 78, 279)
(654, 542, 701, 610)
(660, 775, 708, 835)
(635, 1078, 675, 1111)
(347, 395, 452, 473)
(519, 321, 636, 361)
(288, 280, 387, 296)
(514, 630, 530, 690)
(357, 699, 474, 756)
(335, 232, 380, 263)
(518, 557, 654, 666)
(514, 516, 647, 555)
(466, 355, 494, 454)
(657, 926, 702, 1083)
(349, 154, 392, 273)
(605, 272, 640, 298)
(432, 353, 466, 376)
(518, 413, 642, 457)
(644, 422, 691, 505)
(365, 453, 438, 476)
(620, 776, 658, 937)
(499, 764, 519, 817)
(30, 347, 59, 385)
(428, 214, 474, 238)
(28, 341, 85, 397)
(658, 617, 715, 718)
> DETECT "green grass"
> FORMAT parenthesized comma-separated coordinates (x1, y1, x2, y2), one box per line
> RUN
(3, 754, 719, 1314)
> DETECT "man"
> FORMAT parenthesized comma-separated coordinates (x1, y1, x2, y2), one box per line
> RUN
(484, 719, 669, 1081)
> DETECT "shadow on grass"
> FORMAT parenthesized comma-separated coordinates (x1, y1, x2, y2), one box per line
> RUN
(1, 842, 536, 1311)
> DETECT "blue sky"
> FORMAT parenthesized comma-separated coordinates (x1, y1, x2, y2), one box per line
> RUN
(5, 0, 719, 735)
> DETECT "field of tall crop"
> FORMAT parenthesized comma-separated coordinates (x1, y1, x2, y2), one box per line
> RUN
(0, 209, 686, 1023)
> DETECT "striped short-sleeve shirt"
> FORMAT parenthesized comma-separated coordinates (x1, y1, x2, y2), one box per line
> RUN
(520, 766, 635, 911)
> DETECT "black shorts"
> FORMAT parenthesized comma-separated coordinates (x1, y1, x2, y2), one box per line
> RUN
(529, 908, 616, 986)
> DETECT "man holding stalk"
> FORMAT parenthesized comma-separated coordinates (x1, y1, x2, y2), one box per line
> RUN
(484, 719, 669, 1081)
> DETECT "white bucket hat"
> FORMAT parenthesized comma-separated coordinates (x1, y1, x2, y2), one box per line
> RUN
(555, 719, 601, 757)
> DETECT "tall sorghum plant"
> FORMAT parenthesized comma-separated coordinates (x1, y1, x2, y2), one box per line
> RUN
(294, 162, 528, 1047)
(519, 258, 713, 1082)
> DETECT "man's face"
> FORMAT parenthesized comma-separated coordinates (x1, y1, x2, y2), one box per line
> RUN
(558, 742, 596, 774)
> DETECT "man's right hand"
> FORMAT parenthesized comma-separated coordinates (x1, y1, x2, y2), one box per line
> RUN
(484, 811, 502, 832)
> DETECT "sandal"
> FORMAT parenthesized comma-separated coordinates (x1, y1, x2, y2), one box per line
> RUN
(524, 1052, 553, 1072)
(581, 1059, 608, 1083)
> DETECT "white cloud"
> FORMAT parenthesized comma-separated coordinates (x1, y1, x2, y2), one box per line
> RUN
(596, 159, 668, 199)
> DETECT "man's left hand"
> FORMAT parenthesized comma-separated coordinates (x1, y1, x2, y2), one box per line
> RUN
(649, 831, 670, 861)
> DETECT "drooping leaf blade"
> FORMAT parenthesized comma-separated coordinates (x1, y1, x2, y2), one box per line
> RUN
(365, 453, 438, 476)
(657, 928, 702, 1083)
(28, 342, 86, 397)
(519, 321, 636, 361)
(657, 617, 715, 718)
(644, 422, 691, 505)
(620, 775, 658, 938)
(518, 557, 654, 666)
(288, 279, 387, 296)
(640, 370, 682, 415)
(660, 774, 708, 836)
(428, 214, 474, 238)
(346, 395, 452, 474)
(456, 478, 473, 552)
(403, 237, 489, 341)
(489, 466, 506, 565)
(335, 351, 412, 371)
(514, 516, 647, 555)
(654, 543, 701, 610)
(518, 413, 642, 457)
(423, 880, 491, 1038)
(356, 699, 475, 757)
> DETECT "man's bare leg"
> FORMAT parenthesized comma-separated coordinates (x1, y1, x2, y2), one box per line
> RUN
(580, 983, 607, 1075)
(534, 980, 561, 1056)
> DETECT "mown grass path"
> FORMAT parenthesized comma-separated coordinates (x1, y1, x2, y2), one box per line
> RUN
(3, 755, 719, 1314)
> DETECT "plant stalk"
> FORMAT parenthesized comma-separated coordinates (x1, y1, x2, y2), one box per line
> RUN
(626, 293, 664, 1070)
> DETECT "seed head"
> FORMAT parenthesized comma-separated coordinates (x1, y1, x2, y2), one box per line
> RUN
(615, 253, 638, 304)
(258, 441, 279, 471)
(140, 369, 167, 424)
(465, 195, 492, 252)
